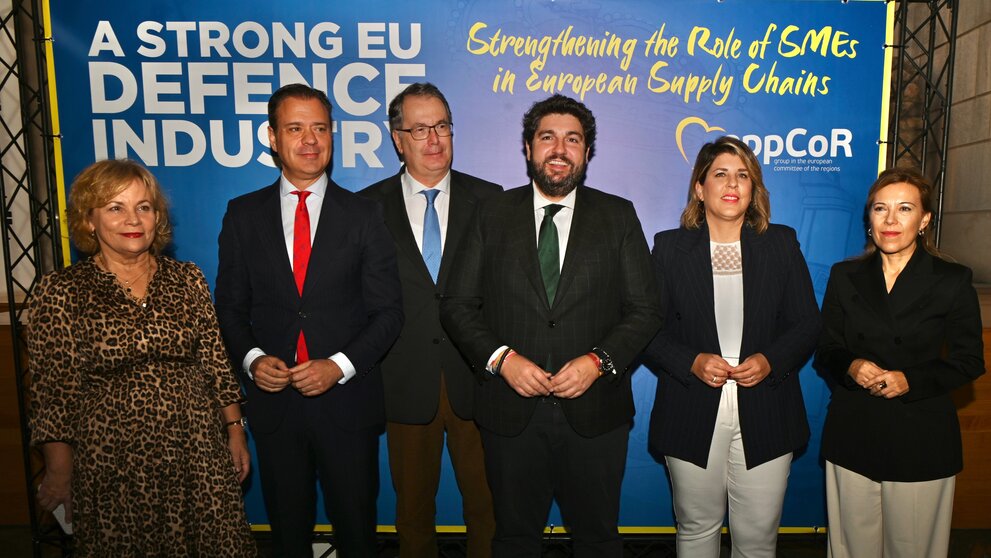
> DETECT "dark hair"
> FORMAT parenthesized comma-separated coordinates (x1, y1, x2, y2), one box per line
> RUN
(862, 167, 937, 256)
(681, 136, 770, 234)
(388, 82, 452, 131)
(267, 83, 333, 129)
(521, 94, 596, 160)
(68, 159, 172, 254)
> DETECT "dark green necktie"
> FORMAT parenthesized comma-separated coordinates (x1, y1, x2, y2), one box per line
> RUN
(538, 204, 563, 305)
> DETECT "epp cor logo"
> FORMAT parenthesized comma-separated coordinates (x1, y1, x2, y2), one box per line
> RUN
(675, 116, 853, 165)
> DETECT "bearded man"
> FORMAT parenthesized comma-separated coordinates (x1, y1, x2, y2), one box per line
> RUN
(440, 95, 662, 557)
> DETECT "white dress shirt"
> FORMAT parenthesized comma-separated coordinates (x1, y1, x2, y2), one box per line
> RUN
(242, 173, 357, 383)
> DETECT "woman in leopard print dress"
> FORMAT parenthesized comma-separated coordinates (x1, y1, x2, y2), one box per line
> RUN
(28, 159, 256, 557)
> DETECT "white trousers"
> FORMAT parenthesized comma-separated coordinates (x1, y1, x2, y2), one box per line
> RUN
(666, 382, 793, 558)
(825, 461, 955, 558)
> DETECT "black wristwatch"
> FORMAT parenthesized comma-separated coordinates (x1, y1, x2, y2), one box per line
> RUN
(591, 347, 615, 375)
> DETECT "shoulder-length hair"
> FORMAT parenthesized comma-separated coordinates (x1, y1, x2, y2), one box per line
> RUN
(67, 159, 172, 255)
(680, 136, 770, 234)
(861, 167, 937, 257)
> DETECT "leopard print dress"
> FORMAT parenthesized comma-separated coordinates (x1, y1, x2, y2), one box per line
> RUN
(28, 256, 257, 557)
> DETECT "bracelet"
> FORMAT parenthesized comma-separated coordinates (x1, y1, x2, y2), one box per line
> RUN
(493, 348, 515, 376)
(586, 351, 602, 369)
(225, 417, 247, 428)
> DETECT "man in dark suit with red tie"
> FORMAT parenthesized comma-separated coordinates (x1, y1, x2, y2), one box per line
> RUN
(215, 83, 403, 558)
(440, 95, 662, 557)
(361, 83, 499, 558)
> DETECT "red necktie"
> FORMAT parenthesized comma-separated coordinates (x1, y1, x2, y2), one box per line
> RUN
(291, 190, 311, 363)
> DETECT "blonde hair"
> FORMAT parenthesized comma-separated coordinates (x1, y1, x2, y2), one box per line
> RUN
(67, 159, 172, 254)
(680, 136, 770, 234)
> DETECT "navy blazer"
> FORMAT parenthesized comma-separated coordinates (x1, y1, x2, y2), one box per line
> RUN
(816, 248, 985, 481)
(359, 170, 502, 424)
(215, 177, 404, 434)
(645, 223, 821, 469)
(440, 185, 662, 438)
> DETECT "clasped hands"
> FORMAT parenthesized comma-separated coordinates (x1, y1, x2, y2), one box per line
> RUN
(691, 352, 772, 388)
(250, 355, 343, 396)
(500, 353, 600, 399)
(848, 358, 909, 398)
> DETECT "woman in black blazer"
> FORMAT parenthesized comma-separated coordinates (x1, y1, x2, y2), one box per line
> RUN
(645, 137, 821, 557)
(816, 168, 985, 557)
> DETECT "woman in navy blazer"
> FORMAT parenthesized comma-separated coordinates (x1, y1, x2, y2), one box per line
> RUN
(816, 168, 985, 557)
(645, 137, 821, 557)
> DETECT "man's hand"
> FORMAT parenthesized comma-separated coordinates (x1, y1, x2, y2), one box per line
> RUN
(691, 353, 734, 388)
(550, 354, 600, 399)
(250, 355, 291, 392)
(730, 353, 772, 387)
(500, 353, 553, 397)
(290, 359, 344, 396)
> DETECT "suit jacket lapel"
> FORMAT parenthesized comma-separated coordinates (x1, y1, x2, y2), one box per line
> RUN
(679, 224, 721, 355)
(555, 187, 594, 307)
(512, 187, 547, 308)
(887, 248, 937, 325)
(740, 225, 766, 356)
(259, 182, 298, 297)
(382, 173, 435, 285)
(849, 253, 895, 327)
(301, 180, 347, 299)
(438, 179, 473, 288)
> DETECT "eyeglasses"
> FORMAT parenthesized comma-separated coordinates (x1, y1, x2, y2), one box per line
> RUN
(396, 122, 453, 140)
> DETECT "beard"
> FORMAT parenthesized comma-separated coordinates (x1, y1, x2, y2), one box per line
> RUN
(528, 156, 586, 198)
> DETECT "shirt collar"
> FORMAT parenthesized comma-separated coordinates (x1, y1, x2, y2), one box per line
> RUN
(280, 173, 328, 199)
(402, 168, 451, 199)
(532, 182, 577, 212)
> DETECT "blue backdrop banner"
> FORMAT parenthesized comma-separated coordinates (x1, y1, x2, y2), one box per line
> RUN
(48, 0, 889, 529)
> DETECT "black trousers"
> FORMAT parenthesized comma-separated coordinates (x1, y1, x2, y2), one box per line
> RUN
(481, 398, 630, 558)
(253, 397, 380, 558)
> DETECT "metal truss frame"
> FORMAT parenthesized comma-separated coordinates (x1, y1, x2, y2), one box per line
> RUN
(0, 1, 956, 556)
(887, 0, 959, 246)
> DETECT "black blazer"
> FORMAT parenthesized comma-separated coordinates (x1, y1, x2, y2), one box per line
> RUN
(215, 177, 404, 434)
(440, 185, 662, 438)
(359, 170, 502, 424)
(645, 223, 820, 469)
(816, 248, 985, 482)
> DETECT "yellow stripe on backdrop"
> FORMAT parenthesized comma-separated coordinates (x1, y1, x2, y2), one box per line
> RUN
(42, 0, 71, 266)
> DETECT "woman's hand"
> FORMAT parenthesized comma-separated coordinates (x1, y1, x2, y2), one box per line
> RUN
(848, 358, 885, 388)
(868, 370, 910, 399)
(730, 353, 772, 387)
(227, 425, 251, 483)
(37, 470, 72, 522)
(691, 353, 734, 388)
(37, 441, 74, 523)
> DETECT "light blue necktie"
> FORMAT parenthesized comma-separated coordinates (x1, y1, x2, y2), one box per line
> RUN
(421, 189, 441, 283)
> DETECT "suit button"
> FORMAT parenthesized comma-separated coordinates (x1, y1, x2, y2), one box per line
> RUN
(298, 311, 308, 319)
(894, 337, 902, 345)
(857, 332, 864, 340)
(432, 338, 441, 344)
(434, 293, 442, 300)
(548, 320, 556, 328)
(675, 312, 681, 320)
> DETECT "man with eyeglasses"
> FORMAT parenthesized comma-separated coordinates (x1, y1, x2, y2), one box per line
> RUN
(361, 82, 500, 558)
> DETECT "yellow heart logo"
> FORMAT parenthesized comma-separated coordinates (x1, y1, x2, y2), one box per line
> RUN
(675, 117, 726, 163)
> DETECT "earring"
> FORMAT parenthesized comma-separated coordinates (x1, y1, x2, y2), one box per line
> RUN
(918, 229, 925, 236)
(867, 227, 873, 237)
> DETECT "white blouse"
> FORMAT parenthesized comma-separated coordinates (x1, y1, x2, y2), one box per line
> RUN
(711, 241, 744, 369)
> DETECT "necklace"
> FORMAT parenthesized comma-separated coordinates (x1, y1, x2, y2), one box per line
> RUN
(98, 254, 153, 305)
